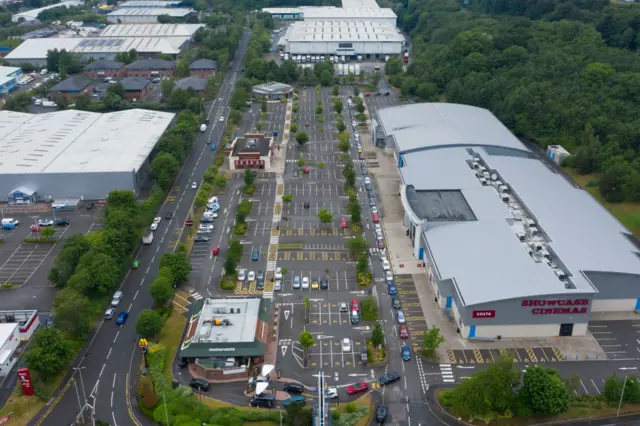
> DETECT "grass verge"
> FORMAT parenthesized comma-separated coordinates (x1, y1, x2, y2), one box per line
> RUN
(277, 243, 303, 250)
(220, 274, 237, 290)
(0, 372, 66, 426)
(158, 310, 188, 382)
(565, 168, 640, 236)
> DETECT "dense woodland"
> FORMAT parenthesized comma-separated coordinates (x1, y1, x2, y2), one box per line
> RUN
(384, 0, 640, 203)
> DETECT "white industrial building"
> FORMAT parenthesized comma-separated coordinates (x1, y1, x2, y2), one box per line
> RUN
(301, 6, 396, 26)
(11, 0, 83, 22)
(119, 0, 184, 7)
(0, 109, 175, 201)
(99, 23, 204, 39)
(375, 102, 640, 339)
(107, 7, 193, 23)
(283, 20, 404, 58)
(0, 324, 19, 377)
(4, 34, 191, 66)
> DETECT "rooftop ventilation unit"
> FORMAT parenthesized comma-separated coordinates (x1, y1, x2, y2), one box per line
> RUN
(554, 269, 567, 280)
(479, 178, 487, 186)
(501, 194, 510, 202)
(491, 173, 498, 181)
(516, 231, 526, 241)
(528, 226, 539, 237)
(499, 185, 509, 194)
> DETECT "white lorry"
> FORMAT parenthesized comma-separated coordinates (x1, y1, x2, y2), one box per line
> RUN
(142, 232, 153, 245)
(42, 100, 57, 108)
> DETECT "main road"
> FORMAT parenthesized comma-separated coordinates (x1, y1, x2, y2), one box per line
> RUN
(29, 30, 251, 426)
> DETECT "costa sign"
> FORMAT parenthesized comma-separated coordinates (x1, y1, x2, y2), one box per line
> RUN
(472, 310, 495, 319)
(522, 299, 589, 315)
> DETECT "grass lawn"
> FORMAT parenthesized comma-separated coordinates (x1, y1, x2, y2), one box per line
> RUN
(158, 310, 187, 381)
(277, 243, 303, 250)
(201, 395, 278, 423)
(565, 168, 640, 236)
(0, 373, 66, 426)
(438, 390, 640, 425)
(332, 393, 373, 426)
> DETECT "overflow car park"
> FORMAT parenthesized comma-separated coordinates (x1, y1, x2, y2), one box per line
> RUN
(0, 206, 104, 310)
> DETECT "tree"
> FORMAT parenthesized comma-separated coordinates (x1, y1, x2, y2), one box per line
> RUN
(135, 309, 163, 338)
(604, 373, 624, 404)
(347, 235, 368, 257)
(283, 194, 293, 203)
(355, 103, 365, 114)
(338, 139, 350, 153)
(521, 366, 569, 416)
(563, 373, 581, 395)
(214, 174, 227, 189)
(229, 109, 242, 124)
(422, 327, 445, 359)
(24, 327, 73, 380)
(332, 85, 340, 96)
(333, 100, 343, 114)
(371, 321, 384, 347)
(160, 78, 174, 101)
(149, 276, 174, 305)
(151, 152, 179, 190)
(295, 131, 309, 146)
(317, 208, 333, 227)
(76, 93, 91, 110)
(48, 234, 91, 287)
(203, 165, 218, 185)
(353, 86, 359, 96)
(107, 190, 137, 212)
(315, 105, 323, 115)
(356, 254, 368, 274)
(53, 288, 92, 339)
(261, 100, 268, 113)
(244, 168, 256, 186)
(176, 58, 190, 78)
(228, 237, 243, 262)
(159, 251, 192, 283)
(69, 251, 119, 296)
(299, 331, 315, 352)
(337, 121, 346, 133)
(224, 256, 237, 275)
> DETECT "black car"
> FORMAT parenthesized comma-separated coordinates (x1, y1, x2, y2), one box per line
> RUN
(304, 201, 311, 209)
(378, 372, 401, 386)
(257, 278, 264, 290)
(189, 378, 211, 391)
(376, 406, 388, 423)
(165, 211, 173, 220)
(320, 279, 328, 289)
(194, 235, 209, 242)
(177, 358, 188, 367)
(55, 219, 70, 226)
(383, 92, 390, 96)
(204, 118, 210, 124)
(85, 202, 95, 210)
(283, 382, 305, 394)
(369, 198, 376, 207)
(391, 297, 401, 309)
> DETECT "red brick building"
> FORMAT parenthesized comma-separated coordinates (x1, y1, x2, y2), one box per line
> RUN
(49, 77, 93, 101)
(84, 60, 125, 79)
(126, 59, 175, 78)
(120, 77, 150, 101)
(189, 59, 217, 78)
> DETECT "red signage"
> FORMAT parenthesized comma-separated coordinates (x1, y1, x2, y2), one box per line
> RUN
(0, 415, 11, 425)
(17, 368, 34, 396)
(473, 310, 495, 319)
(185, 219, 193, 227)
(522, 299, 589, 315)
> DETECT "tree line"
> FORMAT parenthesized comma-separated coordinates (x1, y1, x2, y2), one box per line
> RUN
(388, 0, 640, 203)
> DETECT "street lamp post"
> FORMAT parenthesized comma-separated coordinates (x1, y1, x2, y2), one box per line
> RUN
(617, 375, 630, 417)
(73, 380, 84, 422)
(73, 366, 88, 408)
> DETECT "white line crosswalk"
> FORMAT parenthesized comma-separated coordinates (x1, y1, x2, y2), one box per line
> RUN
(440, 364, 454, 383)
(191, 292, 203, 301)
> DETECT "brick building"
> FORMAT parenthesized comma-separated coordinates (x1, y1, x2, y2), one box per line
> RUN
(84, 60, 125, 79)
(188, 58, 217, 78)
(228, 133, 274, 171)
(49, 77, 93, 101)
(126, 59, 175, 78)
(120, 76, 150, 101)
(175, 76, 206, 93)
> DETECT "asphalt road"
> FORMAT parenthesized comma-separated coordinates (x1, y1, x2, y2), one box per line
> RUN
(28, 30, 251, 426)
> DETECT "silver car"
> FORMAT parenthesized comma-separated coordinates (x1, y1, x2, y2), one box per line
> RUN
(238, 269, 247, 281)
(111, 291, 123, 307)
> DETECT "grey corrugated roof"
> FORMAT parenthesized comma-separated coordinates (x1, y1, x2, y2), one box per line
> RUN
(120, 76, 150, 91)
(85, 60, 124, 70)
(127, 59, 175, 70)
(253, 82, 293, 94)
(50, 77, 92, 92)
(387, 103, 640, 306)
(175, 76, 206, 91)
(189, 58, 217, 70)
(378, 103, 529, 155)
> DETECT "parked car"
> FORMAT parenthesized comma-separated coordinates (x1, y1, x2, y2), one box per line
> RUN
(194, 235, 209, 242)
(320, 279, 328, 289)
(283, 396, 306, 407)
(248, 271, 256, 281)
(376, 406, 388, 423)
(257, 270, 264, 280)
(284, 383, 304, 394)
(189, 378, 211, 391)
(293, 276, 301, 289)
(351, 299, 360, 311)
(257, 278, 264, 290)
(302, 276, 309, 289)
(238, 269, 247, 281)
(311, 279, 319, 290)
(341, 217, 347, 228)
(382, 259, 390, 270)
(251, 248, 260, 261)
(55, 219, 70, 226)
(388, 284, 397, 296)
(372, 213, 379, 223)
(341, 338, 351, 352)
(115, 311, 128, 325)
(347, 382, 369, 395)
(275, 267, 283, 280)
(275, 280, 282, 291)
(37, 219, 54, 226)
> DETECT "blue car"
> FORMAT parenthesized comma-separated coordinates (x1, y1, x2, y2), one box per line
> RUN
(388, 284, 397, 295)
(251, 248, 260, 261)
(210, 144, 217, 151)
(116, 312, 129, 326)
(293, 276, 301, 289)
(283, 395, 305, 407)
(211, 203, 219, 212)
(401, 345, 411, 361)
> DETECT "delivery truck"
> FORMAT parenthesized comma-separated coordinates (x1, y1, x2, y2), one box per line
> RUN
(142, 232, 153, 245)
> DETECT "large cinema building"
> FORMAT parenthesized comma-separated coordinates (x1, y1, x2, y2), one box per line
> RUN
(375, 103, 640, 339)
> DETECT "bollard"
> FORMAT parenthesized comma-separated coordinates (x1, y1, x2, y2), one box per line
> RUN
(596, 354, 598, 359)
(576, 354, 579, 360)
(585, 354, 588, 360)
(564, 355, 568, 361)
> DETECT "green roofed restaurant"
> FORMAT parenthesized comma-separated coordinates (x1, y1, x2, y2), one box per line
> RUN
(179, 297, 272, 381)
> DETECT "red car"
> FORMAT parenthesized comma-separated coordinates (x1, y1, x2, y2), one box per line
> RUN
(399, 324, 409, 339)
(340, 218, 347, 229)
(372, 213, 379, 223)
(212, 247, 220, 256)
(364, 92, 370, 97)
(305, 121, 310, 127)
(351, 299, 360, 311)
(303, 167, 310, 174)
(347, 382, 369, 395)
(30, 225, 42, 232)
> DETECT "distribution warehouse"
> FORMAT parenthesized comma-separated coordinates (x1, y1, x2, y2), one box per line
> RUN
(4, 24, 203, 66)
(374, 102, 640, 339)
(0, 109, 174, 201)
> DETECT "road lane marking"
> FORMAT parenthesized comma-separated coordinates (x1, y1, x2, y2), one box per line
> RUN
(134, 290, 138, 300)
(100, 363, 106, 378)
(106, 348, 112, 360)
(113, 331, 119, 344)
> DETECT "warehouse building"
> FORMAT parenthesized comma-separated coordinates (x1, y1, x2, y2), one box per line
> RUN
(11, 0, 83, 22)
(300, 7, 396, 26)
(106, 7, 194, 23)
(261, 7, 302, 20)
(283, 20, 404, 58)
(118, 0, 185, 7)
(99, 23, 204, 40)
(4, 37, 185, 66)
(0, 109, 175, 201)
(375, 102, 640, 339)
(179, 297, 271, 381)
(0, 66, 23, 98)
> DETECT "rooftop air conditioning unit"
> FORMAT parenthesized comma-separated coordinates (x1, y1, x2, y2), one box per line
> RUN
(554, 269, 567, 280)
(491, 174, 498, 181)
(499, 185, 508, 193)
(516, 231, 526, 241)
(472, 162, 479, 169)
(501, 194, 510, 202)
(483, 172, 490, 179)
(529, 226, 539, 236)
(479, 178, 487, 186)
(524, 218, 535, 228)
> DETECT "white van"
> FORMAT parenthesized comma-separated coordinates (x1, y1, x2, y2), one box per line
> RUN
(40, 69, 48, 75)
(1, 218, 19, 226)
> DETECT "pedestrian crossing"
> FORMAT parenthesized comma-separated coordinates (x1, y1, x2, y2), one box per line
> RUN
(369, 248, 384, 255)
(270, 236, 279, 245)
(285, 159, 367, 164)
(439, 364, 454, 383)
(267, 261, 277, 271)
(191, 292, 203, 301)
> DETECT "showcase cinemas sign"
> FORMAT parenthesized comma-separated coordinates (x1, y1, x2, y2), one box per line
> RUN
(522, 299, 589, 315)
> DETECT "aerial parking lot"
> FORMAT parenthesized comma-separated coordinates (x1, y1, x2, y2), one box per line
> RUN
(0, 206, 104, 310)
